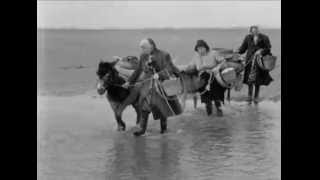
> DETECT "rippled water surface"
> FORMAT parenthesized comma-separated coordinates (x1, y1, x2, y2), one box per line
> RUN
(38, 96, 280, 180)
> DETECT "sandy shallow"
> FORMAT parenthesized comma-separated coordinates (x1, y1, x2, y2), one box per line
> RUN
(38, 93, 280, 180)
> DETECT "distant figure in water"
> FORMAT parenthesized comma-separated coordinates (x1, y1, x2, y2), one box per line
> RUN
(188, 40, 226, 116)
(234, 26, 273, 104)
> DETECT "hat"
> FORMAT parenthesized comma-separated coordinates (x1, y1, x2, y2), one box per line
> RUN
(194, 40, 210, 52)
(249, 25, 259, 33)
(139, 38, 158, 50)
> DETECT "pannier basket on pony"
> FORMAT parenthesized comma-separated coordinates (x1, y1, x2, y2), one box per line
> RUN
(214, 53, 245, 90)
(215, 67, 238, 88)
(161, 78, 184, 96)
(257, 54, 277, 71)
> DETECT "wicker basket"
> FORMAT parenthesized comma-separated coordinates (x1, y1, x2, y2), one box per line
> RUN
(162, 78, 183, 96)
(215, 67, 237, 88)
(257, 55, 277, 71)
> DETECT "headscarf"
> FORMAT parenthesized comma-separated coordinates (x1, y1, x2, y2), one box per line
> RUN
(139, 38, 158, 52)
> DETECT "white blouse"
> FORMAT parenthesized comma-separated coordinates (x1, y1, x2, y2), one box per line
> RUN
(189, 50, 224, 72)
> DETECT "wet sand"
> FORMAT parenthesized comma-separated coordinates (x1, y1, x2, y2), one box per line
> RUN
(38, 93, 280, 180)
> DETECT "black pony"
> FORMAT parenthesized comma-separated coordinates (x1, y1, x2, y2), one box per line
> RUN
(96, 57, 141, 131)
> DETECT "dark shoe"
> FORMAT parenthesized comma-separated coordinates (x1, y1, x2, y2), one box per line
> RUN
(206, 103, 213, 116)
(160, 124, 167, 133)
(160, 128, 168, 134)
(217, 109, 223, 117)
(133, 130, 146, 136)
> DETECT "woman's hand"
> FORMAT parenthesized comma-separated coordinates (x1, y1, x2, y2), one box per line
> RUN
(205, 84, 210, 91)
(255, 49, 263, 55)
(122, 82, 130, 88)
(153, 73, 159, 80)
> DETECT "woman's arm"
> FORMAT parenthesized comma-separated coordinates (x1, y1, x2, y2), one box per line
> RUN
(158, 53, 180, 80)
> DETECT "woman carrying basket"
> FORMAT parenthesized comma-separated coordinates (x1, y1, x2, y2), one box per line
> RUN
(234, 26, 273, 104)
(187, 40, 226, 116)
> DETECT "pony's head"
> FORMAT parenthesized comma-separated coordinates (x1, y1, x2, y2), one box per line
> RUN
(119, 56, 139, 70)
(96, 59, 121, 95)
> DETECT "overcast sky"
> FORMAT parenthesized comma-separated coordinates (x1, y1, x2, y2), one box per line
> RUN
(37, 0, 281, 29)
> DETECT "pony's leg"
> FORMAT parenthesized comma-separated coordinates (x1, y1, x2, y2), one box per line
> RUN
(115, 113, 126, 131)
(133, 104, 141, 125)
(134, 110, 149, 136)
(108, 99, 126, 131)
(193, 94, 198, 109)
(247, 84, 253, 104)
(254, 85, 260, 104)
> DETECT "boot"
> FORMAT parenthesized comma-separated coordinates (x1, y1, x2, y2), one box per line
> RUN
(247, 84, 253, 104)
(205, 102, 213, 116)
(134, 111, 149, 136)
(160, 117, 168, 134)
(253, 85, 260, 104)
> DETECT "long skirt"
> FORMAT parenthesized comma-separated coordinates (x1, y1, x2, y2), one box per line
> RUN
(198, 72, 227, 104)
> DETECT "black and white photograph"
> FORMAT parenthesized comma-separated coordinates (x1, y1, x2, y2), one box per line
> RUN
(37, 0, 281, 179)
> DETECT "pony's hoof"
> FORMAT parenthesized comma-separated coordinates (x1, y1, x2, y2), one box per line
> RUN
(133, 131, 145, 136)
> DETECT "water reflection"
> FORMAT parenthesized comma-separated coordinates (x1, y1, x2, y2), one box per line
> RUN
(104, 103, 280, 180)
(37, 101, 280, 180)
(107, 134, 183, 180)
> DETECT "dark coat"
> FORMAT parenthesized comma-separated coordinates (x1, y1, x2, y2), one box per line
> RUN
(128, 48, 180, 84)
(128, 48, 182, 120)
(238, 33, 273, 86)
